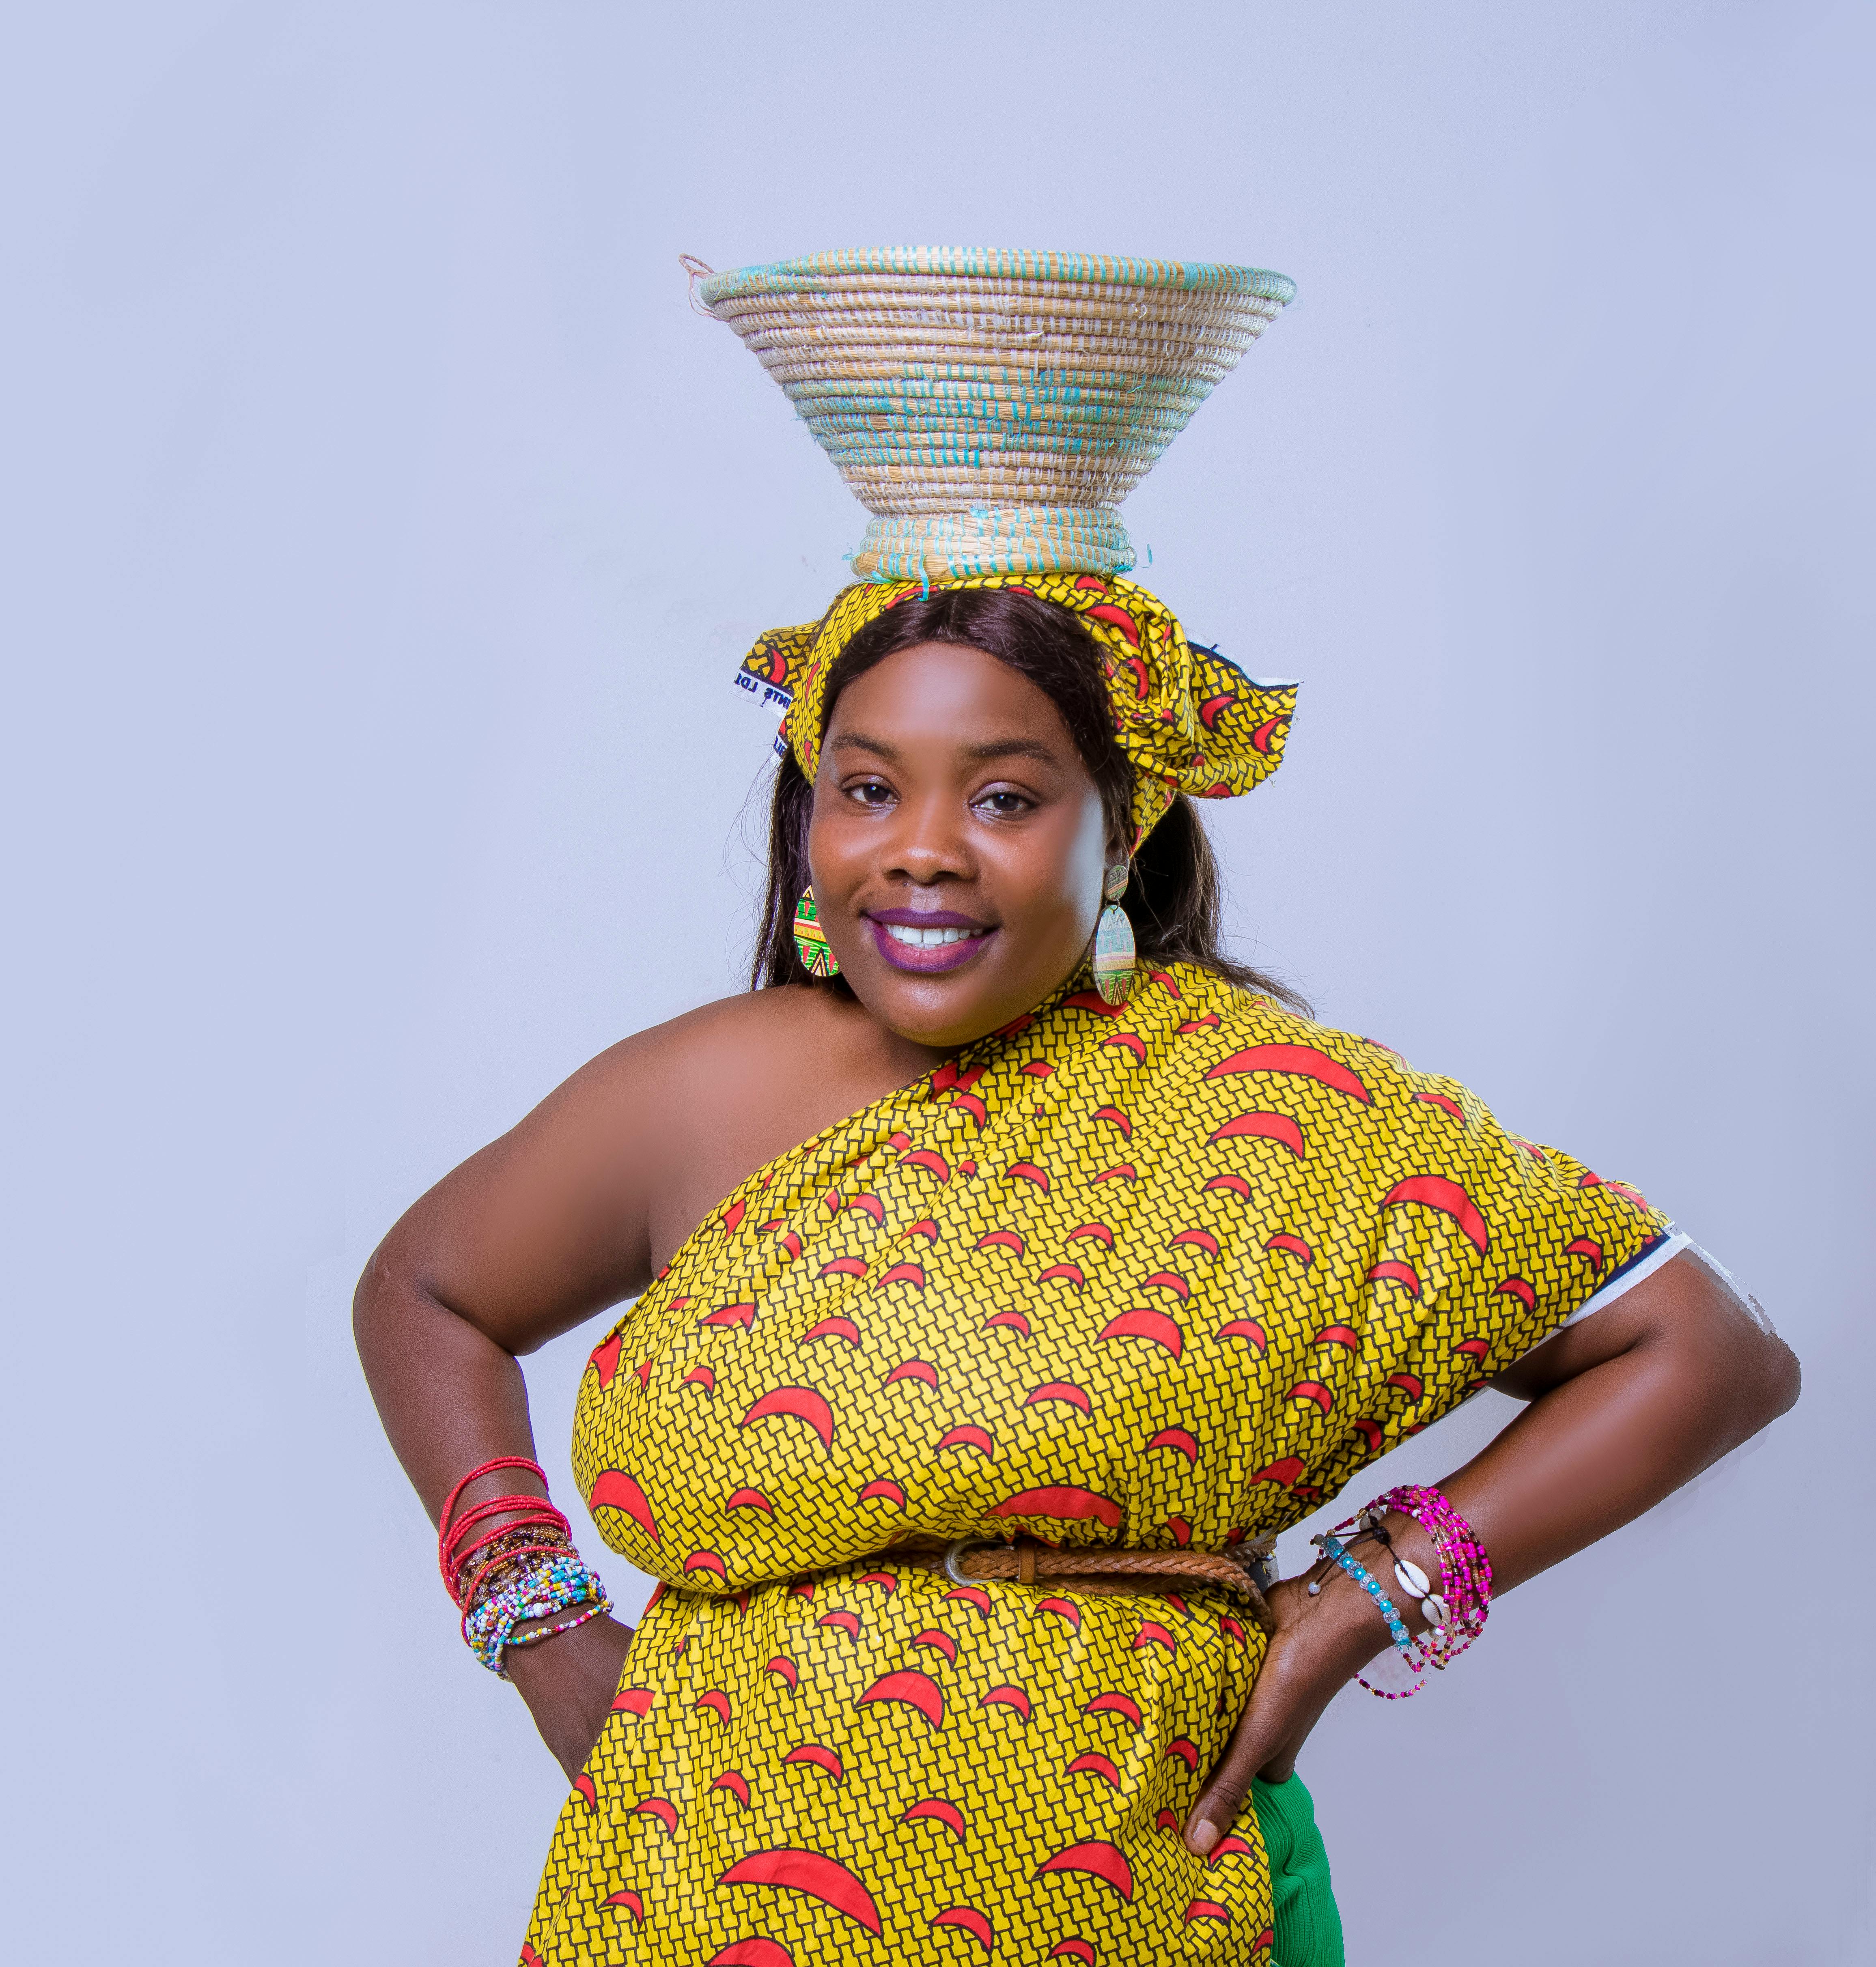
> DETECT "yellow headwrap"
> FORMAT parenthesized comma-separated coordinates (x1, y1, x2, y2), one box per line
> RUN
(735, 572, 1298, 848)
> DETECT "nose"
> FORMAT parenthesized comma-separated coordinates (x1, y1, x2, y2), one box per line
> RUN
(879, 785, 977, 889)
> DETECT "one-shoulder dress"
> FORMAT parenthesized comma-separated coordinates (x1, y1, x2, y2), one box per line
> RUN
(521, 964, 1671, 1965)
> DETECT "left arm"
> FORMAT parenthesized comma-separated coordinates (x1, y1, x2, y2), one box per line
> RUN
(1184, 1249, 1801, 1854)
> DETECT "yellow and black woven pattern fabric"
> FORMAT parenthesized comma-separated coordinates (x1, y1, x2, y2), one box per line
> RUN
(737, 572, 1296, 849)
(524, 964, 1669, 1965)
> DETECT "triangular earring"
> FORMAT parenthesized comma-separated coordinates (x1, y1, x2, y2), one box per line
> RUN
(1092, 862, 1135, 1005)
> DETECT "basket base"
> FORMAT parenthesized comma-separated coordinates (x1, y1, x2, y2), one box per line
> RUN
(849, 506, 1134, 582)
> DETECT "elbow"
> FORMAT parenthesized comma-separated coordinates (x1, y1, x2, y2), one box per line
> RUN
(351, 1239, 436, 1366)
(1726, 1326, 1801, 1445)
(351, 1236, 513, 1365)
(1760, 1330, 1802, 1425)
(351, 1242, 394, 1360)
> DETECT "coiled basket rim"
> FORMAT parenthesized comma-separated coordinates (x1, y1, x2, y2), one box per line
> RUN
(697, 247, 1297, 311)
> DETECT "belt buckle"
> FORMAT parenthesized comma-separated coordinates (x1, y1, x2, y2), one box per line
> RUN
(943, 1536, 991, 1586)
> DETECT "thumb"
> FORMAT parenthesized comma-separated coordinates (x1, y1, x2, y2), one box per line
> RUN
(1183, 1663, 1298, 1857)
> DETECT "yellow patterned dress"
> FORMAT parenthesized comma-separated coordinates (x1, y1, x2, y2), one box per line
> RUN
(523, 964, 1669, 1965)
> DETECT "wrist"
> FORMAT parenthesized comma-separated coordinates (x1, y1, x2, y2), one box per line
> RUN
(505, 1608, 631, 1688)
(505, 1591, 609, 1652)
(505, 1608, 623, 1677)
(1303, 1534, 1412, 1668)
(1361, 1512, 1447, 1640)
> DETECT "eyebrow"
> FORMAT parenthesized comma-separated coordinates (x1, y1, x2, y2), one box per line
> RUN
(827, 731, 1064, 768)
(828, 731, 900, 761)
(966, 737, 1063, 766)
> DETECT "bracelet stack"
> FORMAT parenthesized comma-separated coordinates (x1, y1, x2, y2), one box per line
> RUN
(1359, 1483, 1493, 1672)
(1307, 1482, 1493, 1701)
(439, 1456, 610, 1677)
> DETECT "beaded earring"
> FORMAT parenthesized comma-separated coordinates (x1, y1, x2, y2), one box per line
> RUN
(1092, 862, 1136, 1005)
(793, 886, 840, 978)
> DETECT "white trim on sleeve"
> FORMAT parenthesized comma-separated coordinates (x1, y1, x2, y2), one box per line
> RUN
(1562, 1226, 1691, 1328)
(1513, 1228, 1776, 1365)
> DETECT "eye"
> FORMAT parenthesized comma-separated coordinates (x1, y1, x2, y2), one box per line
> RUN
(973, 788, 1034, 818)
(844, 778, 896, 808)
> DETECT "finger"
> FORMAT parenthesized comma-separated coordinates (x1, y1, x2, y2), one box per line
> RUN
(1184, 1661, 1297, 1856)
(1257, 1740, 1299, 1786)
(1186, 1624, 1360, 1855)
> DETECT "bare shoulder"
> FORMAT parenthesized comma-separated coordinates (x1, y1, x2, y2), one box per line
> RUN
(645, 980, 855, 1058)
(370, 988, 902, 1353)
(566, 984, 918, 1270)
(580, 984, 858, 1104)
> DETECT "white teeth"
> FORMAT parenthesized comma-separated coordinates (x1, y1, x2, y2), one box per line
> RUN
(883, 923, 984, 948)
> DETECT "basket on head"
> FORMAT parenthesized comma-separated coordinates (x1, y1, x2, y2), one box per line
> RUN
(692, 247, 1294, 581)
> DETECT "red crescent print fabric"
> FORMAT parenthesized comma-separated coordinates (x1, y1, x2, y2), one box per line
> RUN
(736, 572, 1297, 848)
(525, 965, 1669, 1962)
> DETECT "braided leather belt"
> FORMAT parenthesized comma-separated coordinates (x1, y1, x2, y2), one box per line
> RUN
(885, 1536, 1279, 1637)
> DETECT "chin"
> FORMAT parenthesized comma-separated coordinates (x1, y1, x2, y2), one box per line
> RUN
(862, 956, 1074, 1050)
(866, 981, 991, 1048)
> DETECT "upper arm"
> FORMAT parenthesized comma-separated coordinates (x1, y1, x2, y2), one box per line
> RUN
(365, 1026, 687, 1356)
(359, 988, 864, 1356)
(1492, 1245, 1801, 1412)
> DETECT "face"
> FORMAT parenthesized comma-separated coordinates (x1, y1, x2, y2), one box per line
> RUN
(807, 641, 1115, 1048)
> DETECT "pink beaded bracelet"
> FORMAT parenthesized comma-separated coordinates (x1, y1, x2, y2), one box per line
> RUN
(1363, 1483, 1493, 1668)
(1329, 1483, 1493, 1696)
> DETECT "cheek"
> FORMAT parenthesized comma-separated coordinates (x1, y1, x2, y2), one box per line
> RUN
(1008, 802, 1108, 922)
(804, 792, 857, 891)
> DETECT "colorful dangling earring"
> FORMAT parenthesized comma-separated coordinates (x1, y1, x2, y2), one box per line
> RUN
(793, 886, 840, 978)
(1092, 862, 1136, 1005)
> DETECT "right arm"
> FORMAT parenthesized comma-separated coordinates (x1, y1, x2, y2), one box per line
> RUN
(352, 1027, 668, 1778)
(353, 985, 926, 1778)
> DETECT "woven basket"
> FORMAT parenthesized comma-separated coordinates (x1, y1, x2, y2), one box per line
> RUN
(693, 247, 1294, 580)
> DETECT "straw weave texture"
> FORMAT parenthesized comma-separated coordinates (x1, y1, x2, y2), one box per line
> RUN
(696, 248, 1294, 579)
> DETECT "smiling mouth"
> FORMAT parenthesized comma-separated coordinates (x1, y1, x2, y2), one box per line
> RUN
(881, 923, 985, 949)
(866, 915, 997, 974)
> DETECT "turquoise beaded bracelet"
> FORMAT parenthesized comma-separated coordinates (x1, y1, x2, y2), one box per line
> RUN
(1310, 1530, 1419, 1664)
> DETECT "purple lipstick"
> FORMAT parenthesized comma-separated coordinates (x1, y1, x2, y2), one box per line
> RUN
(866, 907, 997, 975)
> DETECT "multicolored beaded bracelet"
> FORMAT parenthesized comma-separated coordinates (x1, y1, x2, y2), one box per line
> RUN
(464, 1549, 610, 1675)
(506, 1593, 612, 1655)
(1309, 1529, 1426, 1698)
(439, 1456, 609, 1676)
(1368, 1484, 1493, 1669)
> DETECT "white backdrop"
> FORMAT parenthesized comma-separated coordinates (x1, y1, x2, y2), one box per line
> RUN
(4, 4, 1872, 1961)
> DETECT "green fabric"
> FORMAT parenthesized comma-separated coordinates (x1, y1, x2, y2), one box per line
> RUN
(1250, 1773, 1344, 1967)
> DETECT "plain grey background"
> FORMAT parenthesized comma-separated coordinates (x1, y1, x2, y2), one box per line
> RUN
(4, 3, 1871, 1961)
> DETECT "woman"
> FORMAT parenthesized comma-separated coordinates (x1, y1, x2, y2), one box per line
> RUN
(356, 257, 1798, 1967)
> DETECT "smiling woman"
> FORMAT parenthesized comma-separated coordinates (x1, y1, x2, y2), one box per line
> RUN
(826, 633, 1097, 1012)
(752, 585, 1304, 1047)
(352, 251, 1799, 1967)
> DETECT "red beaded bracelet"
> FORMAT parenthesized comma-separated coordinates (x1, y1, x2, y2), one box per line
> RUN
(438, 1457, 570, 1607)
